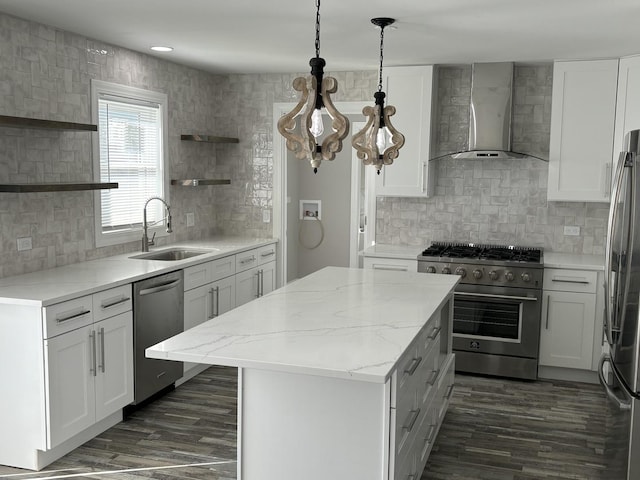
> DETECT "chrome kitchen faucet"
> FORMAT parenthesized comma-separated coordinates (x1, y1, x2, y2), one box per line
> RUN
(141, 197, 172, 252)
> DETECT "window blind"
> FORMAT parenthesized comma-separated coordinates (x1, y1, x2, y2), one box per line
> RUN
(98, 97, 164, 232)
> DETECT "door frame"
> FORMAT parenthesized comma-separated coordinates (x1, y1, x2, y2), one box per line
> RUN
(273, 102, 370, 285)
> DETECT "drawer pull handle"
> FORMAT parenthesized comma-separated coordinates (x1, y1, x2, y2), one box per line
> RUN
(260, 250, 275, 257)
(101, 297, 130, 309)
(56, 309, 91, 323)
(403, 408, 421, 432)
(445, 384, 455, 400)
(421, 424, 437, 459)
(98, 327, 105, 373)
(373, 264, 407, 271)
(239, 256, 256, 265)
(405, 356, 423, 376)
(427, 326, 441, 340)
(551, 278, 590, 284)
(427, 369, 440, 386)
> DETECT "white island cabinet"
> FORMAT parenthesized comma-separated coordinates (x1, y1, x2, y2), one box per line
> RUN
(147, 266, 458, 480)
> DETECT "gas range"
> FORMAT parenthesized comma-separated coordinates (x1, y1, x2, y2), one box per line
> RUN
(417, 242, 544, 289)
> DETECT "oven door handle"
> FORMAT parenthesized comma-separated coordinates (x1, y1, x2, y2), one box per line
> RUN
(454, 292, 538, 302)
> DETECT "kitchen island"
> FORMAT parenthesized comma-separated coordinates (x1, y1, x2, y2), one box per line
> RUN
(147, 266, 458, 480)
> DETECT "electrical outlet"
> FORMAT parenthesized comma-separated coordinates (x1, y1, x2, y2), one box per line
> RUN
(186, 212, 195, 227)
(17, 237, 32, 251)
(263, 209, 271, 223)
(563, 225, 580, 236)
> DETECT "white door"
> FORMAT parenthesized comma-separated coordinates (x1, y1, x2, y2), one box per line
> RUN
(95, 312, 134, 421)
(45, 325, 95, 448)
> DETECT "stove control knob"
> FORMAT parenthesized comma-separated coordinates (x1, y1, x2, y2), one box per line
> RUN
(521, 272, 531, 283)
(505, 271, 514, 282)
(454, 267, 467, 278)
(442, 267, 451, 274)
(488, 270, 498, 280)
(473, 269, 483, 280)
(426, 266, 436, 274)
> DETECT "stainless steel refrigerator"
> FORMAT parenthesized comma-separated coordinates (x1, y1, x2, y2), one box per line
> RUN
(600, 129, 640, 480)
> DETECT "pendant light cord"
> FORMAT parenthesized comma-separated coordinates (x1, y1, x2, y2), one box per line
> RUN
(315, 0, 321, 58)
(378, 24, 385, 92)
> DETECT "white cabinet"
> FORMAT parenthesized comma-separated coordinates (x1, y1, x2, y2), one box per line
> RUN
(614, 55, 640, 164)
(183, 256, 237, 376)
(548, 59, 618, 202)
(539, 268, 597, 370)
(0, 284, 133, 470)
(236, 245, 277, 307)
(363, 256, 417, 272)
(376, 65, 436, 197)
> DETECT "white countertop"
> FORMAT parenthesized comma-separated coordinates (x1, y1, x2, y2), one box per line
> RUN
(543, 252, 604, 270)
(362, 244, 422, 260)
(0, 237, 276, 306)
(146, 266, 459, 383)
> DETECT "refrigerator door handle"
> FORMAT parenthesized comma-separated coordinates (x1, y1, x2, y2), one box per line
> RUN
(604, 151, 631, 346)
(599, 354, 632, 411)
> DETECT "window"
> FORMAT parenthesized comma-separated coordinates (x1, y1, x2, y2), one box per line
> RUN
(91, 80, 169, 247)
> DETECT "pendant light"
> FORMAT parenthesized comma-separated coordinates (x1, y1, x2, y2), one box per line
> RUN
(352, 17, 405, 174)
(277, 0, 350, 173)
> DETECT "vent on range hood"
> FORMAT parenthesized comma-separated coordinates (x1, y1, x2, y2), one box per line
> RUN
(440, 62, 544, 161)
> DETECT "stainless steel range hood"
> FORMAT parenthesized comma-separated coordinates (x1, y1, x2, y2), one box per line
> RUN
(445, 62, 535, 160)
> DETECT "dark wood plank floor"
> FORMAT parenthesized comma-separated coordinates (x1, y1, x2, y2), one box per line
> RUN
(0, 367, 609, 479)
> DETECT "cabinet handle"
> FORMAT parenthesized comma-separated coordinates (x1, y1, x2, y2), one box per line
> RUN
(89, 330, 97, 377)
(427, 326, 441, 340)
(214, 287, 220, 317)
(605, 163, 612, 196)
(100, 297, 130, 309)
(403, 408, 421, 432)
(404, 356, 423, 376)
(427, 368, 440, 386)
(98, 327, 105, 373)
(208, 288, 215, 319)
(551, 277, 590, 285)
(254, 271, 260, 298)
(545, 293, 550, 330)
(260, 250, 275, 258)
(421, 161, 428, 193)
(372, 264, 407, 271)
(445, 384, 455, 401)
(239, 255, 256, 265)
(421, 424, 437, 459)
(56, 309, 91, 323)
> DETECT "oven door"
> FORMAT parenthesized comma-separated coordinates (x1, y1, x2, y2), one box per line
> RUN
(452, 283, 542, 359)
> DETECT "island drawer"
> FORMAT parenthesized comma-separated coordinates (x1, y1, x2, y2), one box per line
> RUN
(93, 284, 132, 322)
(43, 295, 94, 338)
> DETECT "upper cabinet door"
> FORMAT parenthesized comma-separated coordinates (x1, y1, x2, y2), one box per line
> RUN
(547, 59, 619, 202)
(376, 66, 435, 197)
(614, 55, 640, 165)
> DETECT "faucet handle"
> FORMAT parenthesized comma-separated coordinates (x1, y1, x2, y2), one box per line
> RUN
(149, 232, 156, 246)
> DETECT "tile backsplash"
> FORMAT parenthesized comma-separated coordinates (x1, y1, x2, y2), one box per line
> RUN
(0, 11, 607, 279)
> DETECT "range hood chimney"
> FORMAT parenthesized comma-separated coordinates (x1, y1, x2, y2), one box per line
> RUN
(447, 62, 531, 160)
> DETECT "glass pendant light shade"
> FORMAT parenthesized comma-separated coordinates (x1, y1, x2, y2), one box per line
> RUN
(352, 17, 405, 174)
(276, 1, 349, 173)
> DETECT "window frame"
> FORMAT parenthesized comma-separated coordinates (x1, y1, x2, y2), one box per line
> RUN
(91, 79, 170, 248)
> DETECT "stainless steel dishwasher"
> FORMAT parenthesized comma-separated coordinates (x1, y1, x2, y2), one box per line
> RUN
(132, 269, 184, 405)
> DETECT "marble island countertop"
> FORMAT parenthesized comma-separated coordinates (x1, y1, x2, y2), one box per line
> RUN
(0, 236, 276, 306)
(146, 266, 459, 383)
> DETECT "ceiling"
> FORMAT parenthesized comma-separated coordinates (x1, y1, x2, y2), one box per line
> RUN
(0, 0, 639, 74)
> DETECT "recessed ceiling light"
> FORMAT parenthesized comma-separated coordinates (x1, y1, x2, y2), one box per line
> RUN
(150, 46, 173, 52)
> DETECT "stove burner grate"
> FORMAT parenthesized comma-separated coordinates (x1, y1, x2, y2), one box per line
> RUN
(420, 242, 542, 264)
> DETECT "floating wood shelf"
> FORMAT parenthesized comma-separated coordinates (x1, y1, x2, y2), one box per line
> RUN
(0, 182, 118, 193)
(180, 134, 239, 143)
(0, 115, 97, 131)
(171, 179, 231, 187)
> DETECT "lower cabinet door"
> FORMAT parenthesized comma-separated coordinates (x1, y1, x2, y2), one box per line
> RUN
(260, 261, 276, 296)
(45, 325, 95, 448)
(212, 276, 236, 316)
(236, 268, 259, 307)
(95, 312, 134, 421)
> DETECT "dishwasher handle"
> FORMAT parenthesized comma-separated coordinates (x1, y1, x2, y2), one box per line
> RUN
(138, 278, 181, 296)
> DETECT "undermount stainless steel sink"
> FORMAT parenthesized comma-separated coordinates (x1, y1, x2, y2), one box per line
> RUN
(130, 248, 214, 261)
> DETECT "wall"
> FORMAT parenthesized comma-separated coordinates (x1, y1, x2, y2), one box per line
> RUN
(375, 65, 609, 255)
